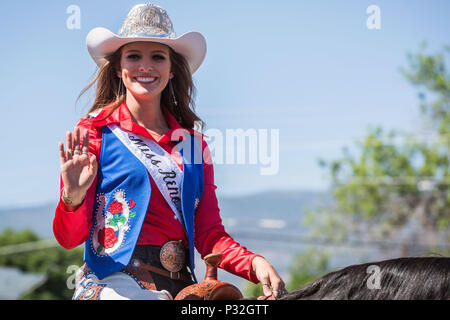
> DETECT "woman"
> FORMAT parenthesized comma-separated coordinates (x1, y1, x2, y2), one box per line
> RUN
(53, 3, 285, 300)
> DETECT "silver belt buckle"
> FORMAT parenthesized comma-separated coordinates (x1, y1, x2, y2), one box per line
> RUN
(160, 240, 186, 273)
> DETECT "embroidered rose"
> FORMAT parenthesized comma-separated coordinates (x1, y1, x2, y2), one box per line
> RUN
(108, 201, 123, 214)
(98, 228, 118, 249)
(92, 192, 137, 255)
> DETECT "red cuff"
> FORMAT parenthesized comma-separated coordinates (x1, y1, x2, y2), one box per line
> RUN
(53, 198, 90, 249)
(212, 236, 262, 284)
(53, 178, 97, 250)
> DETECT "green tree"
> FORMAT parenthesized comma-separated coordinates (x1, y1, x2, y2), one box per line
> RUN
(0, 229, 83, 300)
(285, 249, 331, 291)
(309, 43, 450, 255)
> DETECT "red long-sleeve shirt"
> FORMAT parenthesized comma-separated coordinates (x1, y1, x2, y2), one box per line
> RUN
(53, 101, 260, 283)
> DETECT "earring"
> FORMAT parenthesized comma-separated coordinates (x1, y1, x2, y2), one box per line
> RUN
(169, 78, 178, 106)
(118, 79, 124, 98)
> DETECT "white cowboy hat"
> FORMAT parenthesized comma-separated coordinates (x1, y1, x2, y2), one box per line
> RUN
(86, 4, 207, 74)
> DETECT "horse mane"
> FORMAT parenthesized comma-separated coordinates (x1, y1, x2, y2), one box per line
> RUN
(279, 257, 450, 300)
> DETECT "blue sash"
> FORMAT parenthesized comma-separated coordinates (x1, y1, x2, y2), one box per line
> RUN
(84, 126, 204, 280)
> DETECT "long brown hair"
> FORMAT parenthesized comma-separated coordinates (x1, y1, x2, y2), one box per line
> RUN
(78, 43, 204, 129)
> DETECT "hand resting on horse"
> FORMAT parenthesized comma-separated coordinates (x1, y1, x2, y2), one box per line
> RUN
(251, 256, 287, 298)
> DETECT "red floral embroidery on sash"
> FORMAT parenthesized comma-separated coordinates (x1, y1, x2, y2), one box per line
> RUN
(98, 227, 118, 249)
(91, 192, 137, 256)
(108, 201, 123, 214)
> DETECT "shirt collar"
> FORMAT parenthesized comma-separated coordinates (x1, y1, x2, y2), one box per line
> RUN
(89, 101, 195, 142)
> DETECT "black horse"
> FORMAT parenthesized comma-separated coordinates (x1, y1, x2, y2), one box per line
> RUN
(279, 257, 449, 300)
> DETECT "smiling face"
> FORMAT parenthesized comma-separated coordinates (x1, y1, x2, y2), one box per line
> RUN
(117, 41, 173, 102)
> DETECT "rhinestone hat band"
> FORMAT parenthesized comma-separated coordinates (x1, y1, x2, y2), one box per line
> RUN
(118, 4, 176, 39)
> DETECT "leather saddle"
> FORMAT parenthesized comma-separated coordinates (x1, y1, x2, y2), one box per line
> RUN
(174, 252, 243, 300)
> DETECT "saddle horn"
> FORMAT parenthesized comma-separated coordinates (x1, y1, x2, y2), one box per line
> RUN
(174, 252, 243, 300)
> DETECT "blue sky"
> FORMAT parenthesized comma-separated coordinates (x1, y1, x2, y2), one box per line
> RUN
(1, 0, 449, 208)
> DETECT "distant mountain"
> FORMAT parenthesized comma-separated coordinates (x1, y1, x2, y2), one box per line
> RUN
(220, 189, 333, 220)
(0, 190, 333, 239)
(0, 201, 58, 238)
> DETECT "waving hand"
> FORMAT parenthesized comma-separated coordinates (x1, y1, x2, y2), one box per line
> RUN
(58, 127, 97, 207)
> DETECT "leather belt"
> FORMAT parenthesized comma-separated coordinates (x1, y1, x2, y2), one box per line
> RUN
(130, 258, 193, 283)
